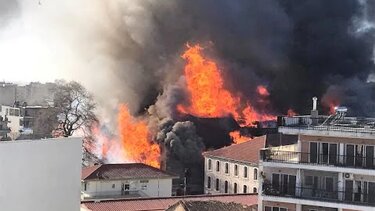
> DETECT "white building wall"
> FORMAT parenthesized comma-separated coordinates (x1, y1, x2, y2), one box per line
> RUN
(0, 138, 82, 211)
(0, 105, 22, 139)
(204, 156, 259, 195)
(83, 178, 173, 198)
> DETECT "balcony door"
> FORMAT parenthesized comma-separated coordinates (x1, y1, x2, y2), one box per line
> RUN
(272, 173, 296, 196)
(310, 142, 338, 165)
(365, 146, 374, 168)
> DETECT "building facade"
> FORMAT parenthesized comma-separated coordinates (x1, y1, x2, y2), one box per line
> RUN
(259, 101, 375, 211)
(81, 163, 178, 200)
(203, 136, 266, 195)
(0, 105, 22, 140)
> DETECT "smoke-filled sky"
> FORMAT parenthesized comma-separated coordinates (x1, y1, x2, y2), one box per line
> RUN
(0, 0, 374, 116)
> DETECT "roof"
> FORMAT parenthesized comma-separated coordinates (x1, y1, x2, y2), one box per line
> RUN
(203, 135, 266, 164)
(81, 194, 257, 211)
(166, 200, 256, 211)
(81, 163, 177, 181)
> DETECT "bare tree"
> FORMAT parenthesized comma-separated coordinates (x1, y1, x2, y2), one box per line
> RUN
(54, 80, 97, 137)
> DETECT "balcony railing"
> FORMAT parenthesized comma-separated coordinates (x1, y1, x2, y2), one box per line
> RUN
(277, 116, 375, 135)
(260, 150, 375, 170)
(263, 184, 375, 206)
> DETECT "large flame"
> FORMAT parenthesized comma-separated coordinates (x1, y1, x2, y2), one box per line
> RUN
(118, 104, 160, 168)
(229, 130, 252, 144)
(178, 44, 275, 126)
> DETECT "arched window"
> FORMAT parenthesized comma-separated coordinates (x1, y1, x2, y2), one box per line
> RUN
(216, 179, 220, 191)
(243, 185, 247, 193)
(253, 187, 257, 193)
(225, 163, 229, 174)
(234, 164, 238, 176)
(224, 181, 229, 193)
(244, 166, 248, 178)
(234, 183, 238, 194)
(207, 176, 211, 189)
(208, 159, 212, 170)
(216, 161, 220, 172)
(254, 168, 258, 180)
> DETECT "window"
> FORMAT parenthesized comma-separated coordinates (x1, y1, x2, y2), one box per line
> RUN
(216, 161, 220, 172)
(234, 165, 238, 176)
(141, 184, 147, 190)
(112, 184, 115, 188)
(225, 163, 229, 174)
(244, 166, 248, 178)
(272, 173, 296, 196)
(215, 179, 220, 191)
(207, 176, 211, 189)
(208, 159, 212, 170)
(83, 182, 87, 191)
(254, 168, 258, 180)
(243, 185, 247, 193)
(265, 207, 287, 211)
(224, 181, 228, 193)
(253, 187, 257, 193)
(234, 183, 238, 193)
(325, 177, 333, 192)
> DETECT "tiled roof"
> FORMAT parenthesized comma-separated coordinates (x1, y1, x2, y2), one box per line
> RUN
(81, 194, 257, 211)
(82, 163, 177, 181)
(167, 200, 256, 211)
(203, 135, 266, 164)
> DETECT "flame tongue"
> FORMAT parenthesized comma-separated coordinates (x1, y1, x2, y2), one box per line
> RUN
(118, 104, 160, 168)
(179, 44, 275, 126)
(179, 44, 240, 118)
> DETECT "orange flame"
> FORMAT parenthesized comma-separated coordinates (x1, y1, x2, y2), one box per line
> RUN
(178, 44, 275, 126)
(287, 108, 297, 117)
(229, 130, 252, 144)
(118, 104, 160, 168)
(257, 85, 270, 97)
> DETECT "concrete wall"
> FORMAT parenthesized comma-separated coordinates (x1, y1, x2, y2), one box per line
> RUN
(0, 138, 82, 211)
(83, 178, 173, 198)
(204, 157, 259, 194)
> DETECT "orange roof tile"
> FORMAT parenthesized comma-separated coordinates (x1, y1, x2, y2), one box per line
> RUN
(203, 135, 266, 165)
(81, 194, 257, 211)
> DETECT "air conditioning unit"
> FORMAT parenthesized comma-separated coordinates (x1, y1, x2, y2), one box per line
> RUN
(343, 173, 354, 180)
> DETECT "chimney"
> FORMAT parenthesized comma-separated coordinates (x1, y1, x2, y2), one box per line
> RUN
(311, 97, 319, 124)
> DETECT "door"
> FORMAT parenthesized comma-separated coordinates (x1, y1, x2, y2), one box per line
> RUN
(124, 184, 130, 195)
(329, 144, 338, 165)
(310, 142, 318, 163)
(355, 145, 364, 167)
(288, 175, 296, 196)
(369, 182, 375, 203)
(365, 146, 374, 168)
(322, 143, 329, 164)
(272, 174, 280, 191)
(346, 144, 354, 167)
(345, 180, 353, 202)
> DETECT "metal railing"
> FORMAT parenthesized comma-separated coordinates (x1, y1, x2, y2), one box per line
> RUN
(260, 150, 375, 170)
(277, 116, 375, 135)
(262, 184, 375, 206)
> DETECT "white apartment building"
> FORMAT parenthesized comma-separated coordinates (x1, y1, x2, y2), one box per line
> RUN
(81, 163, 178, 200)
(0, 137, 82, 211)
(259, 98, 375, 211)
(203, 136, 266, 195)
(0, 105, 22, 139)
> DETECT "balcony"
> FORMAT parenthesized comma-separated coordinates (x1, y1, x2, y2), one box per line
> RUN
(262, 183, 375, 207)
(260, 150, 375, 170)
(278, 116, 375, 138)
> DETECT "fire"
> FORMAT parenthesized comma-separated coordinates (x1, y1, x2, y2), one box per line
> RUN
(118, 104, 160, 168)
(229, 130, 252, 144)
(287, 108, 297, 116)
(178, 44, 275, 126)
(257, 85, 270, 96)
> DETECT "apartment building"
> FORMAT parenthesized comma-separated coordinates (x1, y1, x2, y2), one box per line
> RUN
(0, 105, 22, 139)
(259, 98, 375, 211)
(203, 136, 266, 195)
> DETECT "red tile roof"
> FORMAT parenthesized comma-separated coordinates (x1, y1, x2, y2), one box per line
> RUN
(82, 163, 177, 181)
(81, 194, 257, 211)
(203, 135, 266, 165)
